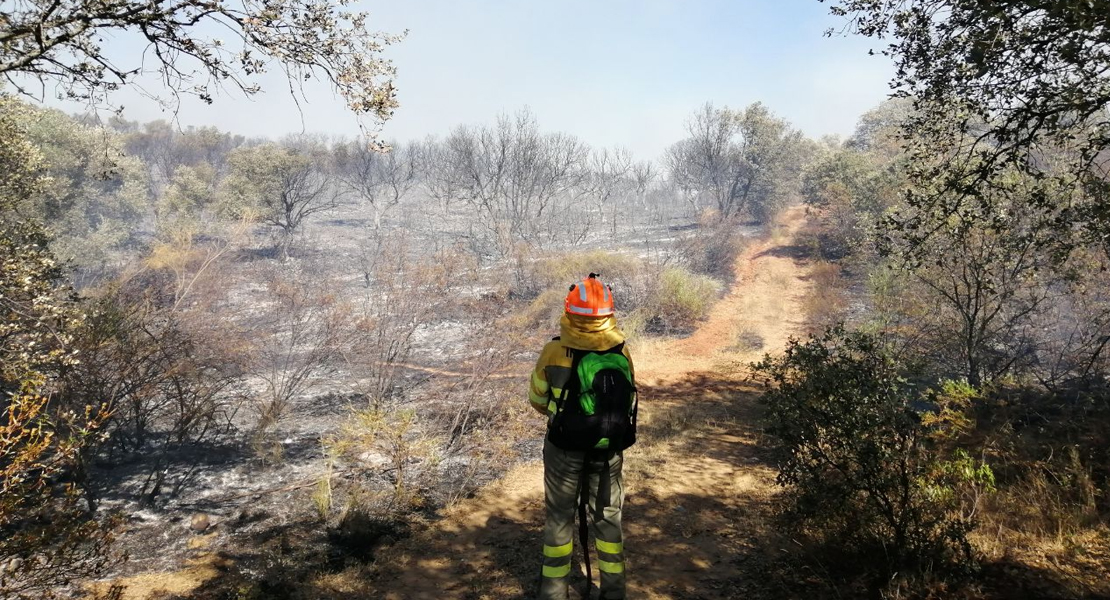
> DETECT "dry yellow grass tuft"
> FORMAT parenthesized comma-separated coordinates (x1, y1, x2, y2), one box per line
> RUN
(87, 554, 231, 600)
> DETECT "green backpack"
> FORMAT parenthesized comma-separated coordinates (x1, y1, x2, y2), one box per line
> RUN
(548, 344, 637, 452)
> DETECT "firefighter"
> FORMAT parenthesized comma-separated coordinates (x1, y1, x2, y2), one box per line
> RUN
(529, 273, 637, 600)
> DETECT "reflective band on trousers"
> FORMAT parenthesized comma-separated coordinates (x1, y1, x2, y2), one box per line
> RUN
(542, 563, 572, 578)
(543, 542, 573, 558)
(595, 539, 622, 554)
(598, 559, 624, 574)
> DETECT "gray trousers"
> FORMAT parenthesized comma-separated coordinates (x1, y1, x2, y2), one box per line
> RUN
(539, 438, 626, 600)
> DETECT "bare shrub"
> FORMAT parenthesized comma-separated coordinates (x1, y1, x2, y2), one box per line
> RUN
(60, 230, 249, 505)
(345, 235, 477, 408)
(666, 102, 808, 222)
(333, 139, 421, 229)
(438, 382, 539, 506)
(1034, 250, 1110, 391)
(585, 147, 634, 238)
(252, 264, 351, 432)
(433, 326, 538, 502)
(71, 291, 246, 502)
(676, 212, 749, 281)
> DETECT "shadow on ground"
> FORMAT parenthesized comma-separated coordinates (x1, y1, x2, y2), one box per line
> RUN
(347, 370, 803, 600)
(138, 369, 801, 600)
(124, 367, 1105, 600)
(752, 243, 811, 261)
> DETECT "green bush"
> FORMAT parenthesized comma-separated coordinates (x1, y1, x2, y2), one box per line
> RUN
(645, 268, 719, 333)
(511, 249, 640, 298)
(754, 326, 982, 579)
(512, 249, 658, 316)
(511, 251, 720, 337)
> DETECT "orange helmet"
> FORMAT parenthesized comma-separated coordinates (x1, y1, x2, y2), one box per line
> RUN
(565, 273, 615, 317)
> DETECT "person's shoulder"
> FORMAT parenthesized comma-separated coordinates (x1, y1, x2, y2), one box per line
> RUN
(539, 337, 564, 356)
(536, 337, 574, 368)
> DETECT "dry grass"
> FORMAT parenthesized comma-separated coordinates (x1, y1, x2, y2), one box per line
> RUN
(801, 260, 848, 333)
(962, 452, 1110, 597)
(86, 555, 232, 600)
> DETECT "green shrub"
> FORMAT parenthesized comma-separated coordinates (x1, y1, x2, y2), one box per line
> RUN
(646, 268, 720, 333)
(512, 249, 659, 318)
(511, 251, 721, 337)
(510, 249, 640, 300)
(754, 326, 981, 579)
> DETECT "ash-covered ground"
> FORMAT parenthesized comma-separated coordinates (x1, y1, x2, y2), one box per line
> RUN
(88, 194, 760, 588)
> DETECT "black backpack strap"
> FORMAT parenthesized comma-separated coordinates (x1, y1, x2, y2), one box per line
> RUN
(594, 450, 614, 515)
(553, 346, 585, 414)
(577, 472, 592, 599)
(577, 448, 617, 599)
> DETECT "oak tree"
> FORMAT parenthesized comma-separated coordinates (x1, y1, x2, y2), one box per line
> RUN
(1, 0, 402, 132)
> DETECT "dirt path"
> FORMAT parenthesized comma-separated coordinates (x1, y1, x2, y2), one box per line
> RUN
(635, 208, 811, 384)
(340, 206, 816, 599)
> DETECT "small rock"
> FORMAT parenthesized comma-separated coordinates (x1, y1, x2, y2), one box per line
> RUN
(190, 513, 211, 532)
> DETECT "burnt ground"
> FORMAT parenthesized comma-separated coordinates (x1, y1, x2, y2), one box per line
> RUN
(82, 195, 742, 596)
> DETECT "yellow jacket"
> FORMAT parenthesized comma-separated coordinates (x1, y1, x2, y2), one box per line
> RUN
(529, 313, 636, 416)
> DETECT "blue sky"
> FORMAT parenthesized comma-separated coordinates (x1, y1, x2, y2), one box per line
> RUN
(46, 0, 894, 161)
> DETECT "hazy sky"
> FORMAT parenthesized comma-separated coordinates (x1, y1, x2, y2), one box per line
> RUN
(45, 0, 894, 161)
